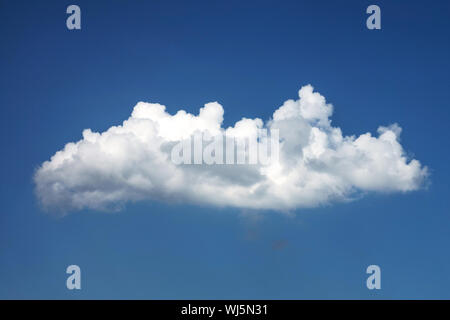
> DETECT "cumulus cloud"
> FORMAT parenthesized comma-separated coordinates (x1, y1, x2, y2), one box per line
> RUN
(34, 85, 428, 213)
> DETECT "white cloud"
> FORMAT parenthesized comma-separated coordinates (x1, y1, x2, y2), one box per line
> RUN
(34, 85, 428, 213)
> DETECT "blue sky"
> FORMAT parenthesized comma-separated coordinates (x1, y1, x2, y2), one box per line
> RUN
(1, 0, 450, 299)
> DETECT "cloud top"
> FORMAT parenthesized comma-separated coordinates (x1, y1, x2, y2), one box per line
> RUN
(34, 85, 428, 213)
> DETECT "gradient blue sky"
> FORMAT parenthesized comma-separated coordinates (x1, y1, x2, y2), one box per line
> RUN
(1, 0, 450, 299)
